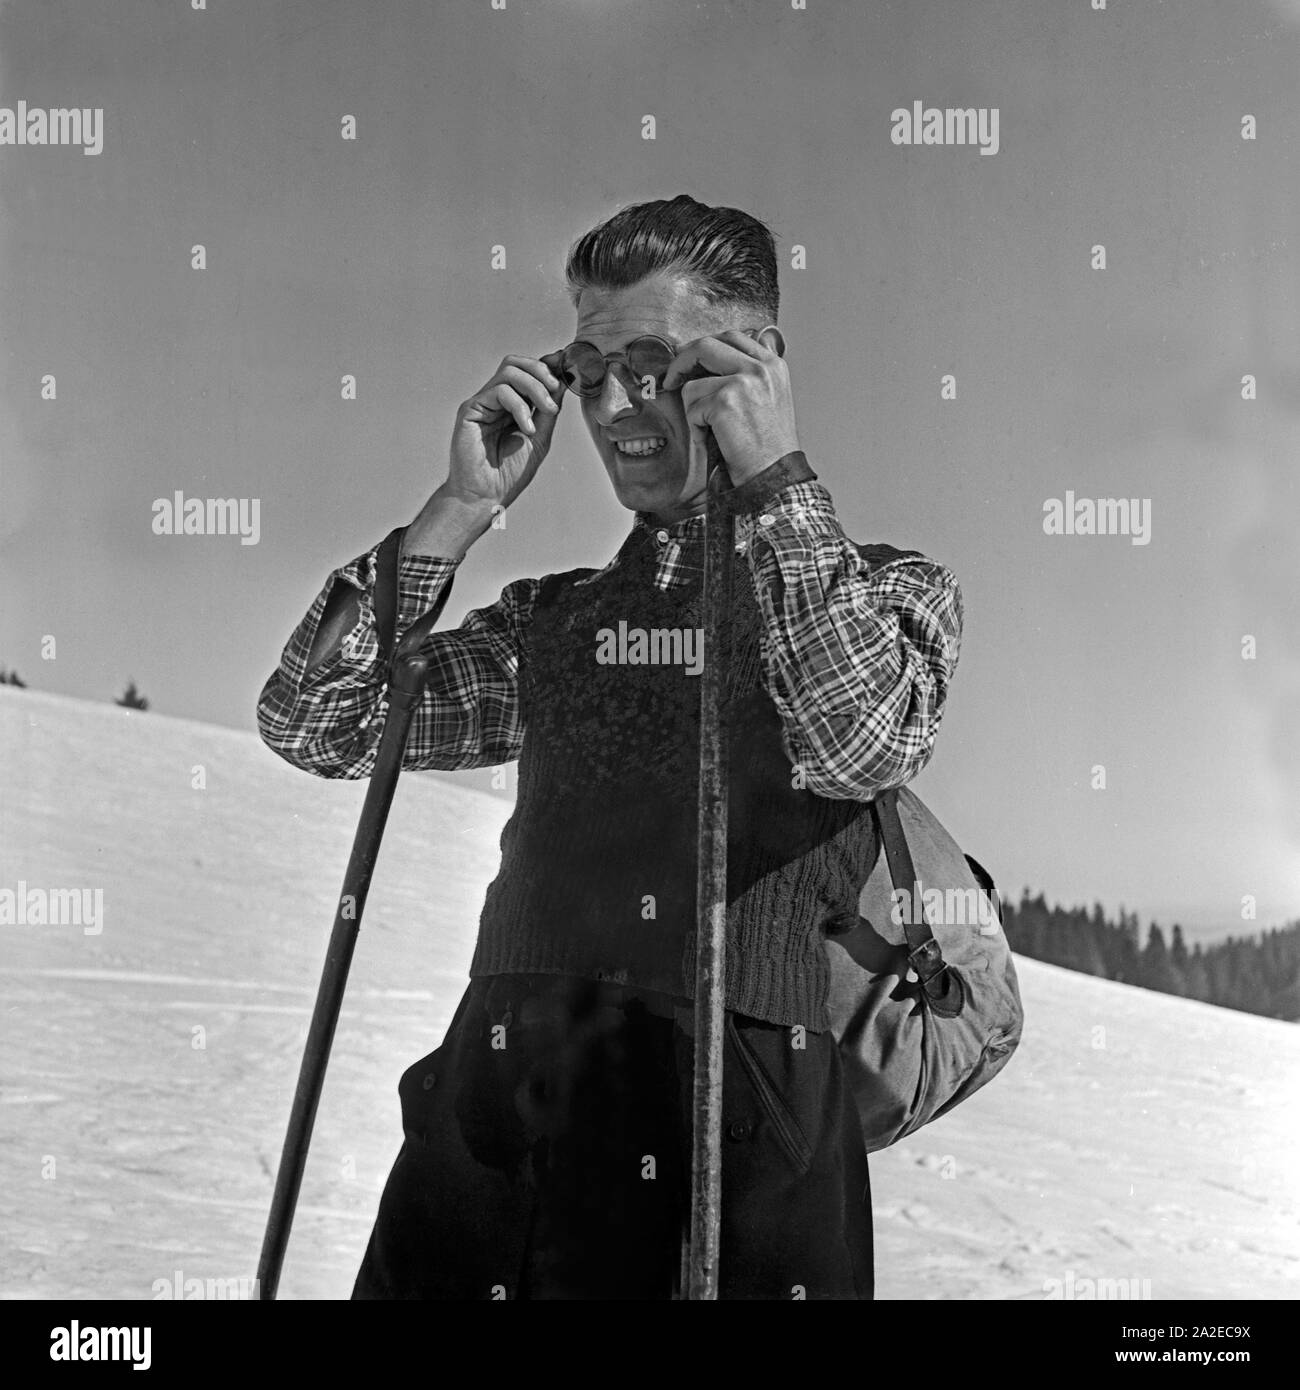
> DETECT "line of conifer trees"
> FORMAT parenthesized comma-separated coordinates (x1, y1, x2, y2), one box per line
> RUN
(1001, 891, 1300, 1021)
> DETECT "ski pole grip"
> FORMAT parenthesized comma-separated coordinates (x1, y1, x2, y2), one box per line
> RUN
(384, 576, 452, 702)
(388, 649, 431, 703)
(704, 428, 732, 495)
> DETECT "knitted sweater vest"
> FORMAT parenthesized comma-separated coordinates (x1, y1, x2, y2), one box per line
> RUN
(468, 523, 880, 1030)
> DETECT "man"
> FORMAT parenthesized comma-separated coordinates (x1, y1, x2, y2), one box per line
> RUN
(257, 194, 963, 1300)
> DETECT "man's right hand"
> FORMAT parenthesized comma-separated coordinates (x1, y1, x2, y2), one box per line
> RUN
(445, 352, 567, 511)
(403, 352, 567, 562)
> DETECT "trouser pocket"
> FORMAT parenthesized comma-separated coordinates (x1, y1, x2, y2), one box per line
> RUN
(725, 1014, 815, 1174)
(396, 983, 479, 1145)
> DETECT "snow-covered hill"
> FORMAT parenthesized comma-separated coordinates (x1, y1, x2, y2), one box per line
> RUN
(1, 688, 1296, 1299)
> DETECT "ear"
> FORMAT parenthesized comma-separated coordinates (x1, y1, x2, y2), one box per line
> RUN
(755, 324, 786, 357)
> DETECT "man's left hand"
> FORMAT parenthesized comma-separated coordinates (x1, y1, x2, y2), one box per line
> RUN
(662, 330, 801, 488)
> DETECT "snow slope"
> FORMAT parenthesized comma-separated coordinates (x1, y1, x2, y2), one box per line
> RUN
(1, 688, 1296, 1300)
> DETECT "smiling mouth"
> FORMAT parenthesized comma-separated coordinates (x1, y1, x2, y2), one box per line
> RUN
(612, 436, 668, 458)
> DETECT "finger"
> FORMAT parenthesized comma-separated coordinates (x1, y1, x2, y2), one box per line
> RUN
(714, 327, 774, 359)
(500, 364, 560, 415)
(501, 353, 564, 397)
(687, 417, 714, 479)
(680, 375, 724, 428)
(539, 352, 570, 404)
(491, 383, 536, 436)
(662, 336, 754, 391)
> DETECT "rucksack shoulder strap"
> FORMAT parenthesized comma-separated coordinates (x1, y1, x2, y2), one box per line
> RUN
(872, 789, 961, 1012)
(373, 525, 406, 675)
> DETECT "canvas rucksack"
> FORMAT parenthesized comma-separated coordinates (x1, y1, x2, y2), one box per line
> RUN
(825, 786, 1024, 1153)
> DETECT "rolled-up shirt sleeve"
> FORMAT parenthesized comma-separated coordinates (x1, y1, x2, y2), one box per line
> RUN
(738, 479, 963, 801)
(257, 537, 536, 778)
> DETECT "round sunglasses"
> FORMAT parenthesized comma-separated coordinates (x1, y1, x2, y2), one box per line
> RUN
(557, 335, 678, 400)
(557, 329, 766, 400)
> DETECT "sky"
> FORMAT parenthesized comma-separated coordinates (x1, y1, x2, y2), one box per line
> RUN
(1, 0, 1298, 940)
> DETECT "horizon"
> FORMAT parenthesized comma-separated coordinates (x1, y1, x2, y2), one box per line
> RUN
(2, 683, 1289, 951)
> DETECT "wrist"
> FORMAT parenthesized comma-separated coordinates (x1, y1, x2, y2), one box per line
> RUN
(404, 485, 498, 560)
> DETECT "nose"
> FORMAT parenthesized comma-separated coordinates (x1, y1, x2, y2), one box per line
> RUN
(591, 364, 638, 427)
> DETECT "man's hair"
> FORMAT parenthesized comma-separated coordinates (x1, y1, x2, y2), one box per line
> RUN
(564, 194, 779, 324)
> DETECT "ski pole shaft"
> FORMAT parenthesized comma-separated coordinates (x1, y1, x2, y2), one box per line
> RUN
(687, 431, 733, 1301)
(256, 608, 443, 1299)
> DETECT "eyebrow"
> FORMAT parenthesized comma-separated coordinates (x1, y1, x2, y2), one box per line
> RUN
(570, 331, 680, 352)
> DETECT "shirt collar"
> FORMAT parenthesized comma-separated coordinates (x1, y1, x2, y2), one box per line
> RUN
(632, 508, 707, 542)
(573, 509, 705, 589)
(574, 505, 750, 590)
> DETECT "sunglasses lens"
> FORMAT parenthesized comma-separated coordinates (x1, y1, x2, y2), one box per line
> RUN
(627, 338, 675, 388)
(558, 337, 676, 397)
(560, 343, 606, 397)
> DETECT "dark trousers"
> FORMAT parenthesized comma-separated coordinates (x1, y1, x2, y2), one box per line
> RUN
(353, 974, 873, 1300)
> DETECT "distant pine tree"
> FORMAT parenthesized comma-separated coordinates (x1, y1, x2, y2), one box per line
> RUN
(1170, 924, 1189, 971)
(115, 680, 149, 711)
(0, 666, 27, 688)
(1184, 943, 1211, 1002)
(1114, 908, 1142, 985)
(1167, 925, 1191, 997)
(1142, 923, 1182, 994)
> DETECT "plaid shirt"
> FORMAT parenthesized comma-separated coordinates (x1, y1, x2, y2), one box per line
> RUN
(257, 467, 963, 801)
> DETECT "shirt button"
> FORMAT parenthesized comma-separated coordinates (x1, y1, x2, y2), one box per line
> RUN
(758, 513, 775, 527)
(421, 1072, 437, 1091)
(727, 1120, 751, 1141)
(655, 529, 670, 544)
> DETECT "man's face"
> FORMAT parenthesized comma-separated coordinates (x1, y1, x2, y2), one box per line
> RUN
(573, 272, 741, 525)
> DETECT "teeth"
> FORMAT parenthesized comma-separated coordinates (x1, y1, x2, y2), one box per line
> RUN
(614, 437, 667, 456)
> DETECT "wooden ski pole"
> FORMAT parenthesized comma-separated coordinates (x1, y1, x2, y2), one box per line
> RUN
(686, 431, 733, 1301)
(256, 592, 448, 1300)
